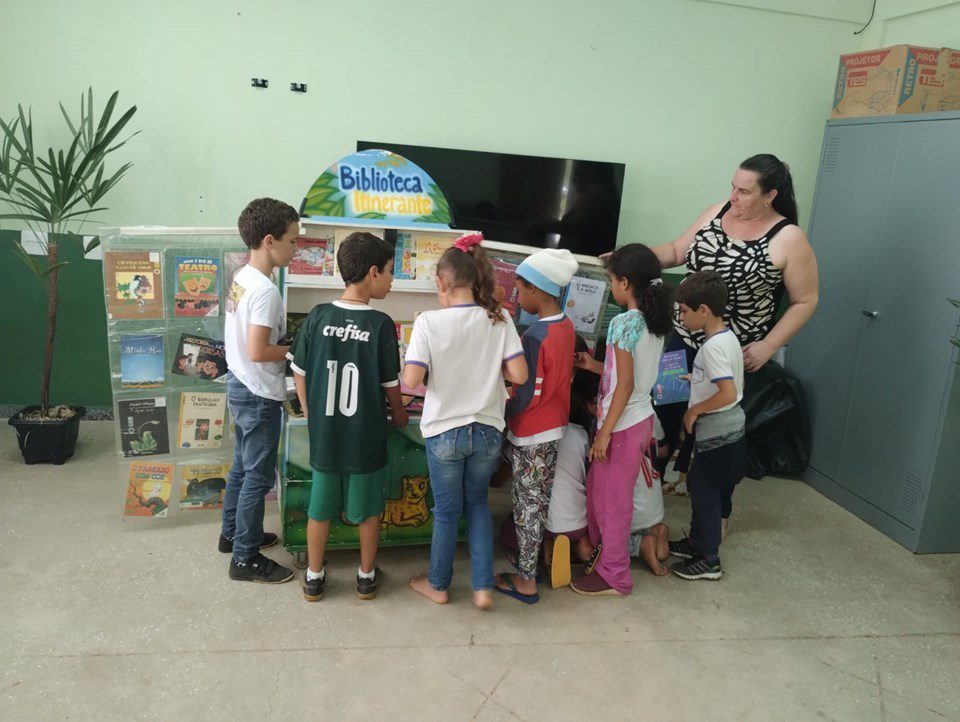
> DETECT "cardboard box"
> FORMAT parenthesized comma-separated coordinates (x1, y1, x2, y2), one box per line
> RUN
(832, 45, 943, 118)
(932, 48, 960, 112)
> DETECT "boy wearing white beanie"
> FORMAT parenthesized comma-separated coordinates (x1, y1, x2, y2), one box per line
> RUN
(495, 248, 579, 604)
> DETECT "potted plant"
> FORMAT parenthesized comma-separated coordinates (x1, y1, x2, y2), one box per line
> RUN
(0, 89, 137, 464)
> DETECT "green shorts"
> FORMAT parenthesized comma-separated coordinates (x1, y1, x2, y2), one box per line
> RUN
(308, 465, 388, 523)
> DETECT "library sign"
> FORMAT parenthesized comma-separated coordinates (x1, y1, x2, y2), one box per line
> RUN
(302, 149, 453, 227)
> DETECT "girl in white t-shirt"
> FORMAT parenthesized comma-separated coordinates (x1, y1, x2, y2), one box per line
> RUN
(571, 244, 673, 596)
(403, 234, 528, 610)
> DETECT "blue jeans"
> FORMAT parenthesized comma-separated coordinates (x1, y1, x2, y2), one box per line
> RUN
(425, 422, 503, 591)
(221, 373, 282, 563)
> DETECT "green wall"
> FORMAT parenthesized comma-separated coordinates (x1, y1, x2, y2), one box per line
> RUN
(0, 231, 111, 409)
(0, 0, 956, 409)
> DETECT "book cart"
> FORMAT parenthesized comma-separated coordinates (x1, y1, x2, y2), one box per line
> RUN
(101, 228, 248, 520)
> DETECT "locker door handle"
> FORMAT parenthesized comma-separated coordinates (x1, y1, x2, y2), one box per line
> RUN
(862, 310, 879, 318)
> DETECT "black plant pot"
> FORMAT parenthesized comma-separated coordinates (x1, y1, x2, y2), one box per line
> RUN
(8, 406, 86, 465)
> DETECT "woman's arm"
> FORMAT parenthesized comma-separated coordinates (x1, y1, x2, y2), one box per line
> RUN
(650, 203, 724, 269)
(743, 227, 820, 371)
(589, 345, 634, 462)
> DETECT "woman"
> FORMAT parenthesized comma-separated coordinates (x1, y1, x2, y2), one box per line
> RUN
(646, 154, 819, 471)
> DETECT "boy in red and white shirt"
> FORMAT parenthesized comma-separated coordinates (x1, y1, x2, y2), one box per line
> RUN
(495, 249, 578, 604)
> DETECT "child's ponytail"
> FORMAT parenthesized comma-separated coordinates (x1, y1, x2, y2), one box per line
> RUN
(437, 234, 505, 324)
(604, 243, 674, 337)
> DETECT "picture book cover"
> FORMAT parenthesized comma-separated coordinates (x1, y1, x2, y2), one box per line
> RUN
(176, 392, 227, 450)
(174, 255, 220, 317)
(124, 461, 174, 517)
(119, 397, 170, 457)
(104, 251, 164, 319)
(289, 234, 335, 277)
(492, 259, 520, 314)
(119, 333, 165, 389)
(393, 231, 417, 280)
(396, 322, 426, 397)
(653, 349, 691, 406)
(285, 311, 308, 344)
(223, 251, 250, 301)
(178, 461, 229, 510)
(564, 276, 608, 334)
(414, 234, 450, 281)
(171, 333, 227, 381)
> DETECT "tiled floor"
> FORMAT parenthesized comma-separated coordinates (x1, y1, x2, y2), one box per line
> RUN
(2, 422, 958, 721)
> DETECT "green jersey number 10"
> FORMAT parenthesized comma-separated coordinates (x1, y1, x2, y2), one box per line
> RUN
(325, 361, 359, 417)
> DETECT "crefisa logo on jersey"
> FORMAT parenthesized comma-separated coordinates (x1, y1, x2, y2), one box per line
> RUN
(322, 323, 371, 343)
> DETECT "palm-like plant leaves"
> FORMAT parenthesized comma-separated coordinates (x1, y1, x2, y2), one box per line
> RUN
(0, 89, 137, 411)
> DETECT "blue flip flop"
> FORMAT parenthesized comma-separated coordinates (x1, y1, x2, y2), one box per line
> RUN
(506, 553, 544, 584)
(494, 573, 540, 605)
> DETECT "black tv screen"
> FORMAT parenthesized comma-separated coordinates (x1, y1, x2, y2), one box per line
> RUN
(356, 141, 624, 257)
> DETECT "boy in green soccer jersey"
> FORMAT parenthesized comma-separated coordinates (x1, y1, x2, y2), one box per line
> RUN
(290, 232, 409, 601)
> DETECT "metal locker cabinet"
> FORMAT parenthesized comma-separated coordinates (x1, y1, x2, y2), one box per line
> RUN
(837, 116, 960, 529)
(789, 111, 960, 553)
(786, 120, 901, 481)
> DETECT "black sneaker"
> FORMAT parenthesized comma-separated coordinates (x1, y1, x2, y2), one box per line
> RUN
(671, 556, 722, 580)
(303, 563, 327, 602)
(356, 566, 383, 600)
(219, 532, 279, 554)
(229, 553, 294, 583)
(668, 537, 696, 560)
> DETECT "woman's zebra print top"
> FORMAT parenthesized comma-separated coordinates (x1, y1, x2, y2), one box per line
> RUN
(674, 202, 790, 349)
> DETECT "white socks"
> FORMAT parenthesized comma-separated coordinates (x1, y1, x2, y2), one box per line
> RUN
(308, 565, 375, 580)
(306, 567, 325, 581)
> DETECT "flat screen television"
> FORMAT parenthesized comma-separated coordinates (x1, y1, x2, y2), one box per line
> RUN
(356, 141, 625, 257)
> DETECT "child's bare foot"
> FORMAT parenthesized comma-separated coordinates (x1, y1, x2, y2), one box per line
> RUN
(639, 532, 668, 575)
(409, 574, 448, 604)
(495, 572, 537, 597)
(651, 523, 669, 561)
(574, 536, 594, 563)
(473, 589, 494, 610)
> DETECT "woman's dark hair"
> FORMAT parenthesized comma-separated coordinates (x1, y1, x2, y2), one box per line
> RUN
(337, 232, 394, 284)
(437, 244, 504, 324)
(739, 153, 798, 225)
(604, 243, 673, 338)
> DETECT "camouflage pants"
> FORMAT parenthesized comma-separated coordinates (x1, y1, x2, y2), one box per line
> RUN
(510, 440, 560, 580)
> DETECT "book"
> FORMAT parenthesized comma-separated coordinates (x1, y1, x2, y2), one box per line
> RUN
(396, 321, 427, 397)
(119, 333, 165, 389)
(119, 397, 170, 457)
(171, 333, 227, 381)
(176, 392, 227, 449)
(174, 255, 220, 317)
(653, 349, 691, 406)
(104, 251, 164, 319)
(414, 233, 450, 281)
(393, 231, 417, 280)
(223, 251, 250, 303)
(178, 461, 229, 510)
(492, 259, 520, 314)
(124, 461, 174, 517)
(563, 276, 608, 334)
(289, 234, 335, 277)
(285, 311, 308, 345)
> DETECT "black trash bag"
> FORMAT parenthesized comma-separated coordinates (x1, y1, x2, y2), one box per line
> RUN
(742, 360, 810, 480)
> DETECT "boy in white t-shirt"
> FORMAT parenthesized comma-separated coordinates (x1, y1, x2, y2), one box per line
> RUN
(219, 198, 300, 584)
(668, 271, 746, 581)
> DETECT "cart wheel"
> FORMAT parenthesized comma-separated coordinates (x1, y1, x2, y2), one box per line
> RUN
(293, 552, 308, 569)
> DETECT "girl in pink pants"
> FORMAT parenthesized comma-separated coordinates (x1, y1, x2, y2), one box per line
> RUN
(572, 244, 674, 596)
